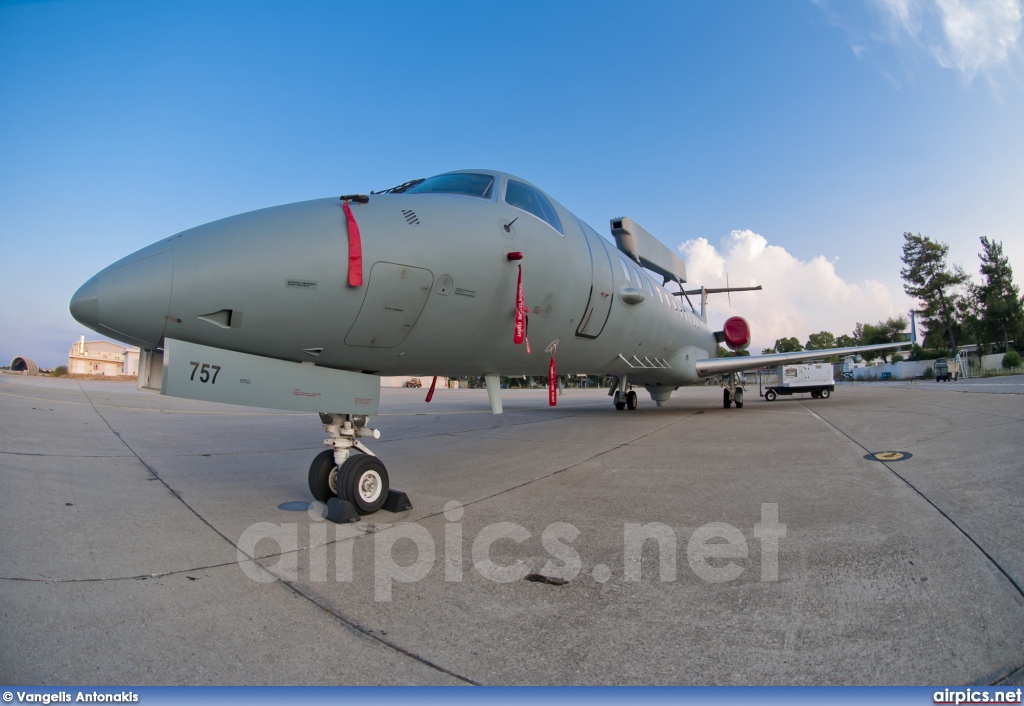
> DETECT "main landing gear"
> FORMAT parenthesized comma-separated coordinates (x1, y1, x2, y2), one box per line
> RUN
(722, 372, 744, 409)
(307, 413, 411, 518)
(611, 376, 638, 411)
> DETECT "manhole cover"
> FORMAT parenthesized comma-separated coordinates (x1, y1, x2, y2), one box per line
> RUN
(278, 501, 311, 511)
(864, 451, 913, 462)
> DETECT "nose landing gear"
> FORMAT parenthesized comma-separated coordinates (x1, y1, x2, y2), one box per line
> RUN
(307, 413, 410, 518)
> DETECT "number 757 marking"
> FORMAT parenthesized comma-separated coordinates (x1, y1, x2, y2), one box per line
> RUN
(189, 361, 221, 384)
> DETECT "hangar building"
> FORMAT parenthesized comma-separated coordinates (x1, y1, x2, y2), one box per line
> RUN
(9, 357, 39, 375)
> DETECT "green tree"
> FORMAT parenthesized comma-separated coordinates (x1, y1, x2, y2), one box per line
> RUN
(975, 237, 1024, 352)
(901, 232, 969, 352)
(805, 331, 836, 350)
(835, 334, 856, 348)
(771, 337, 803, 353)
(958, 288, 986, 359)
(853, 322, 882, 361)
(877, 316, 909, 343)
(851, 317, 908, 361)
(802, 331, 841, 362)
(718, 346, 750, 357)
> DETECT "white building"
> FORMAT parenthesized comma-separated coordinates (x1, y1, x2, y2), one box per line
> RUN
(122, 348, 140, 376)
(68, 336, 140, 377)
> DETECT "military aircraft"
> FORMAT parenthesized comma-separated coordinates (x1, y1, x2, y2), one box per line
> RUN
(69, 170, 907, 515)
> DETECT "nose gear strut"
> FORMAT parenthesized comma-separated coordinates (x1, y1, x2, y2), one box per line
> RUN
(321, 412, 380, 464)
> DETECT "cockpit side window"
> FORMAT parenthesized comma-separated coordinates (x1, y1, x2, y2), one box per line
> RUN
(404, 173, 495, 199)
(620, 258, 632, 282)
(504, 180, 563, 234)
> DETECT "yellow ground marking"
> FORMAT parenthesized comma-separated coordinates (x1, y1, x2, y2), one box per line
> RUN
(873, 451, 906, 461)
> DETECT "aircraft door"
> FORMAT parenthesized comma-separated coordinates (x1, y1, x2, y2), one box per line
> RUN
(345, 262, 434, 348)
(574, 220, 615, 339)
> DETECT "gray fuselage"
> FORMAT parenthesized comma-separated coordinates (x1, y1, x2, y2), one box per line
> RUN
(70, 170, 719, 389)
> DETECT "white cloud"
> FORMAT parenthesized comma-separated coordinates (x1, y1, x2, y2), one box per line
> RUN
(875, 0, 1023, 78)
(679, 230, 906, 352)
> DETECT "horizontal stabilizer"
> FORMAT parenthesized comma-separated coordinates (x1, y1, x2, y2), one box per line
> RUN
(161, 338, 380, 414)
(694, 341, 911, 378)
(680, 285, 762, 296)
(610, 217, 687, 283)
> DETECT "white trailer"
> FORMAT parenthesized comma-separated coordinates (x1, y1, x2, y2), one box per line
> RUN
(761, 363, 835, 401)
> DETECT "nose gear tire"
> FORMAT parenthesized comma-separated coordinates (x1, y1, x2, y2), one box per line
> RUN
(308, 449, 339, 503)
(339, 454, 390, 514)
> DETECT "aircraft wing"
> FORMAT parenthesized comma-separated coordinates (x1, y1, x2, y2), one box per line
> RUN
(694, 342, 911, 378)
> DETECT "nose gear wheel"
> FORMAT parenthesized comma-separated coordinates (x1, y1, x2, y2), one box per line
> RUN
(308, 450, 338, 503)
(338, 455, 390, 514)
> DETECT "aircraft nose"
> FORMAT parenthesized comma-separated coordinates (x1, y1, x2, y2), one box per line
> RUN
(69, 248, 174, 348)
(69, 274, 100, 330)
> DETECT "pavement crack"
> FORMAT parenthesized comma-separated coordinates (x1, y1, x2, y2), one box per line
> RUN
(911, 417, 1023, 444)
(144, 445, 315, 458)
(918, 402, 1024, 423)
(233, 409, 696, 686)
(0, 559, 242, 584)
(991, 662, 1024, 686)
(72, 382, 479, 686)
(439, 410, 695, 510)
(273, 578, 480, 685)
(374, 411, 587, 444)
(799, 399, 1024, 603)
(0, 450, 134, 458)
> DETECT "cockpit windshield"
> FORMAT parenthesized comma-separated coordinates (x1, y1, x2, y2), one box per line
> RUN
(504, 180, 563, 234)
(403, 173, 494, 199)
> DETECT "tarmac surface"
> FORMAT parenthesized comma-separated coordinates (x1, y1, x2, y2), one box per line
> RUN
(2, 373, 1023, 686)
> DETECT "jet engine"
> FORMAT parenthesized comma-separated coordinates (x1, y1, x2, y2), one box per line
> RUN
(722, 316, 751, 352)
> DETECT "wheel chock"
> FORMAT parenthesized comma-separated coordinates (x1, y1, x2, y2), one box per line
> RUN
(325, 497, 360, 524)
(382, 489, 413, 513)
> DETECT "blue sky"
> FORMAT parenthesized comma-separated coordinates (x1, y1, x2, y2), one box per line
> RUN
(2, 0, 1022, 365)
